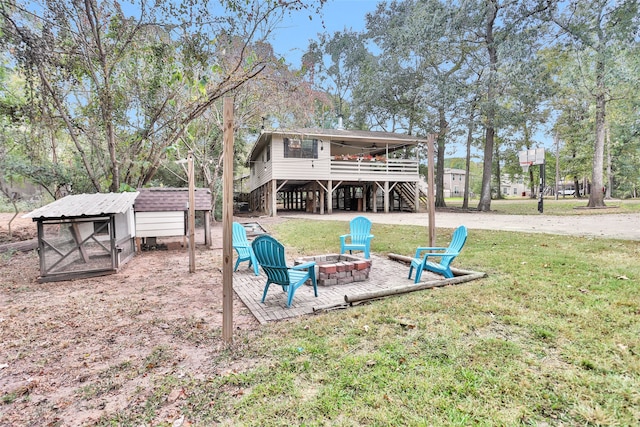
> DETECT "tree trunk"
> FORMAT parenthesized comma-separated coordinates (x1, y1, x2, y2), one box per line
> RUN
(605, 124, 612, 199)
(587, 47, 606, 207)
(462, 112, 474, 210)
(529, 168, 536, 198)
(435, 108, 447, 208)
(477, 0, 498, 212)
(494, 143, 502, 199)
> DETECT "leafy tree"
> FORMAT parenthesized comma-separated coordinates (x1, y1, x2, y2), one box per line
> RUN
(473, 0, 549, 212)
(548, 0, 640, 207)
(1, 0, 325, 193)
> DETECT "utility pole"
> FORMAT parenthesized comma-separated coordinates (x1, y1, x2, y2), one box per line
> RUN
(188, 151, 196, 272)
(554, 134, 560, 201)
(222, 98, 234, 344)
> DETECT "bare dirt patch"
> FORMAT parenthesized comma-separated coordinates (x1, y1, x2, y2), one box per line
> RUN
(0, 213, 266, 426)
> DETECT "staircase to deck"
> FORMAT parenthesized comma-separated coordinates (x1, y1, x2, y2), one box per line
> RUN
(396, 182, 429, 212)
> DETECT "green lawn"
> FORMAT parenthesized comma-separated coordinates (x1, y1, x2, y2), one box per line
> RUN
(100, 219, 640, 426)
(445, 197, 640, 215)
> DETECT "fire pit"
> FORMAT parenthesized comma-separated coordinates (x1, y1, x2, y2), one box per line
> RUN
(295, 254, 372, 286)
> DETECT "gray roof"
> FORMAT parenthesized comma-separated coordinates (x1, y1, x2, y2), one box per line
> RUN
(133, 187, 211, 212)
(23, 192, 140, 220)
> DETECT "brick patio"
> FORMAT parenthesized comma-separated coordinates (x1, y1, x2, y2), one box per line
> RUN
(233, 254, 481, 324)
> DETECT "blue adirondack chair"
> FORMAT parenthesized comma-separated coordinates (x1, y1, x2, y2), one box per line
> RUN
(251, 234, 318, 307)
(340, 216, 374, 259)
(233, 222, 260, 276)
(408, 225, 468, 283)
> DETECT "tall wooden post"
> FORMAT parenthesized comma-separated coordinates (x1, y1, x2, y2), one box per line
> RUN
(188, 151, 196, 272)
(222, 98, 234, 344)
(427, 134, 436, 246)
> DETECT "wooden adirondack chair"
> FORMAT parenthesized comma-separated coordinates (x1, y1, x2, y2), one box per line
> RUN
(340, 216, 374, 259)
(232, 222, 260, 276)
(251, 234, 318, 307)
(408, 225, 468, 283)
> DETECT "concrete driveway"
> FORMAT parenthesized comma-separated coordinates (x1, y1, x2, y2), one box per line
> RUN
(281, 211, 640, 241)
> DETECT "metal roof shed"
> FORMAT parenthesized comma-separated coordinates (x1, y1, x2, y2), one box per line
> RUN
(23, 192, 139, 283)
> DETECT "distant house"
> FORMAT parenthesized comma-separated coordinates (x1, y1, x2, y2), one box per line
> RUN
(443, 168, 467, 198)
(134, 187, 212, 248)
(500, 174, 527, 197)
(246, 128, 429, 216)
(23, 192, 139, 282)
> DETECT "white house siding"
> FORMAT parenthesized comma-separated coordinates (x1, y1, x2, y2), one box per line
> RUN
(135, 211, 185, 238)
(248, 135, 418, 191)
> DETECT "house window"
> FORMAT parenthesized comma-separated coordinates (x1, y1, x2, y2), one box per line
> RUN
(266, 144, 270, 162)
(284, 138, 318, 159)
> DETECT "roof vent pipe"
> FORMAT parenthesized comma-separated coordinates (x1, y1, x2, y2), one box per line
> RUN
(337, 114, 344, 130)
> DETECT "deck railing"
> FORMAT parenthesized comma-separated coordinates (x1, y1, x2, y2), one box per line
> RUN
(330, 158, 418, 179)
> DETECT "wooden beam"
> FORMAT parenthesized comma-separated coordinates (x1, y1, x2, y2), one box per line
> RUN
(222, 97, 234, 344)
(204, 211, 211, 247)
(427, 134, 436, 246)
(384, 181, 389, 213)
(344, 271, 486, 304)
(70, 223, 89, 263)
(188, 151, 196, 273)
(271, 179, 277, 216)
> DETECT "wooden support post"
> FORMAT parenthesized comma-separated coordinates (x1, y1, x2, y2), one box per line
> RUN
(204, 211, 211, 247)
(384, 181, 390, 213)
(362, 184, 368, 212)
(373, 183, 378, 213)
(188, 151, 196, 273)
(427, 134, 436, 247)
(222, 97, 234, 344)
(271, 179, 277, 216)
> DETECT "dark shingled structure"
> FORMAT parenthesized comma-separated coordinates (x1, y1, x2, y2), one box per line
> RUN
(134, 188, 211, 212)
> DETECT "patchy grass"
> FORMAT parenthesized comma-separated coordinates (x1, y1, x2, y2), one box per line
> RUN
(96, 221, 640, 426)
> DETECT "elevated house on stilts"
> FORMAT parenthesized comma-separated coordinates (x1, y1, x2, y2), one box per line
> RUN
(246, 128, 429, 216)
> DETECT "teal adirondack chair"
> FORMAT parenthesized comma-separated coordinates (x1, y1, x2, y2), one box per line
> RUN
(251, 234, 318, 307)
(340, 216, 374, 259)
(233, 222, 260, 276)
(408, 225, 468, 283)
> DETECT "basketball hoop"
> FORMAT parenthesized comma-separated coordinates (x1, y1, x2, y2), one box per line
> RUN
(520, 162, 532, 173)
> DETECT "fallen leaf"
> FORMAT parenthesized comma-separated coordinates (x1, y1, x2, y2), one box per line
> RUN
(398, 320, 416, 329)
(172, 415, 185, 427)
